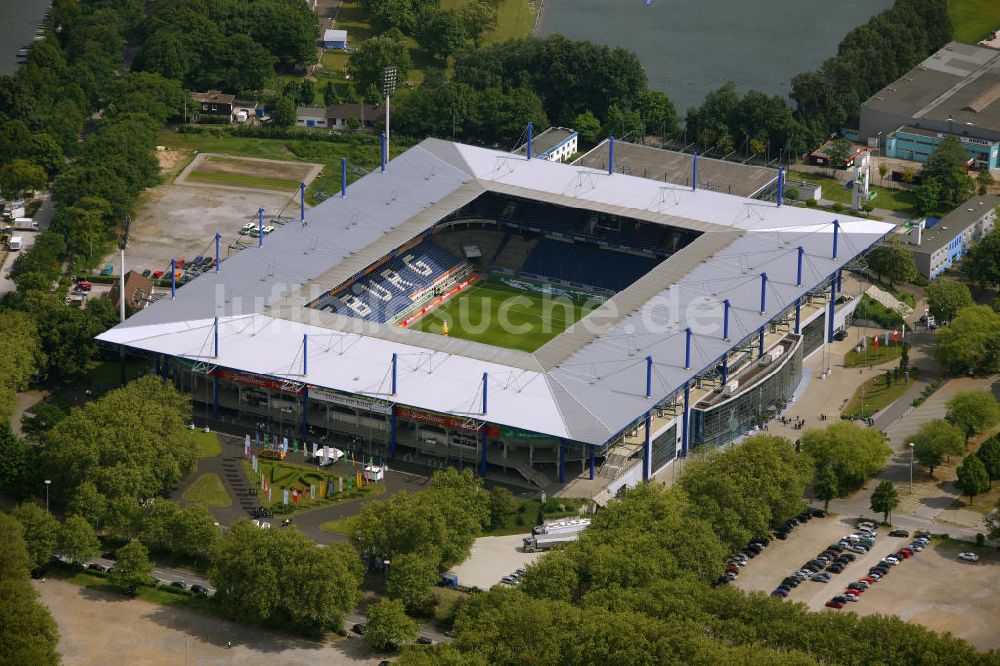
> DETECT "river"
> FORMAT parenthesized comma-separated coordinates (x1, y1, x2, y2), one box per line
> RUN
(538, 0, 895, 114)
(0, 0, 51, 77)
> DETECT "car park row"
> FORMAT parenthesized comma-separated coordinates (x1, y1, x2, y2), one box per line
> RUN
(715, 507, 827, 588)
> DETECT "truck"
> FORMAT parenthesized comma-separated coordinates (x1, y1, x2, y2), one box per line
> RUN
(13, 218, 37, 231)
(522, 531, 583, 553)
(532, 518, 590, 535)
(8, 236, 23, 251)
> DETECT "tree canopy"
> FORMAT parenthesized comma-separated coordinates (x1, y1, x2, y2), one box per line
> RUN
(866, 238, 918, 286)
(0, 513, 60, 665)
(210, 520, 362, 631)
(962, 223, 1000, 290)
(365, 598, 419, 651)
(678, 434, 812, 551)
(913, 419, 965, 475)
(915, 136, 976, 213)
(945, 390, 1000, 442)
(926, 280, 974, 323)
(800, 422, 891, 493)
(954, 454, 989, 502)
(935, 306, 1000, 375)
(39, 376, 198, 507)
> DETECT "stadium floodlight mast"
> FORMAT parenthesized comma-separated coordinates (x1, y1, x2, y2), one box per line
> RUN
(381, 66, 398, 153)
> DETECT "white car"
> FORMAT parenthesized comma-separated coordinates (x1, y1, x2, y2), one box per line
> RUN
(958, 552, 980, 562)
(858, 521, 877, 531)
(240, 222, 255, 234)
(882, 556, 900, 566)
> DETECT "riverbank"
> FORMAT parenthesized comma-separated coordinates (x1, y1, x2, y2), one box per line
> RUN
(0, 0, 50, 76)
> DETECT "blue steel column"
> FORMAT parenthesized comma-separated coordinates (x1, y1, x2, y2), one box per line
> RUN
(832, 219, 840, 259)
(684, 327, 692, 369)
(215, 233, 221, 273)
(301, 385, 308, 439)
(212, 371, 219, 420)
(380, 133, 387, 172)
(589, 446, 595, 480)
(692, 152, 699, 190)
(681, 383, 690, 457)
(480, 373, 488, 476)
(608, 136, 615, 175)
(776, 167, 784, 206)
(722, 356, 729, 383)
(796, 246, 804, 286)
(170, 258, 176, 298)
(760, 272, 768, 314)
(645, 356, 653, 398)
(341, 158, 347, 197)
(390, 410, 397, 459)
(526, 122, 533, 160)
(828, 281, 836, 342)
(759, 328, 765, 356)
(643, 412, 652, 482)
(723, 299, 730, 340)
(300, 182, 305, 221)
(795, 298, 802, 334)
(258, 208, 263, 248)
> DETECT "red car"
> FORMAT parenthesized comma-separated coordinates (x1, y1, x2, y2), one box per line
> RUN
(152, 270, 164, 279)
(176, 259, 186, 268)
(860, 577, 877, 584)
(725, 565, 740, 575)
(825, 599, 845, 609)
(844, 588, 862, 597)
(898, 549, 913, 558)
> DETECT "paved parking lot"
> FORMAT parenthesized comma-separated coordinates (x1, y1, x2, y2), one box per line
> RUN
(733, 513, 1000, 650)
(450, 534, 545, 590)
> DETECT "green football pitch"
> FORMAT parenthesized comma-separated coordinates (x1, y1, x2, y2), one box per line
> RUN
(410, 281, 592, 352)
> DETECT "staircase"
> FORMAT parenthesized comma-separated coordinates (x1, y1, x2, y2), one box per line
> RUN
(513, 460, 552, 490)
(865, 285, 914, 318)
(492, 236, 538, 274)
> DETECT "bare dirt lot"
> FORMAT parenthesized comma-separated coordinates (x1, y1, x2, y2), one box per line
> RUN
(103, 153, 323, 276)
(35, 579, 382, 666)
(733, 514, 1000, 651)
(192, 155, 318, 183)
(450, 534, 545, 590)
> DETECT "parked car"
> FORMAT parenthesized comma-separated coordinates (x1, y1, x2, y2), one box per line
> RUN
(825, 599, 845, 609)
(812, 573, 831, 583)
(191, 585, 210, 596)
(771, 588, 789, 598)
(352, 624, 366, 635)
(725, 565, 740, 575)
(888, 529, 909, 538)
(87, 563, 107, 574)
(882, 556, 900, 566)
(416, 636, 433, 645)
(170, 580, 187, 590)
(958, 552, 980, 562)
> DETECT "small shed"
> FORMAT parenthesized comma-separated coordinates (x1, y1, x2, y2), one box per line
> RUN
(324, 29, 347, 50)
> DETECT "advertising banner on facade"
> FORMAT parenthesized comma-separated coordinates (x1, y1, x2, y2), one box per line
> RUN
(213, 368, 303, 394)
(309, 386, 393, 414)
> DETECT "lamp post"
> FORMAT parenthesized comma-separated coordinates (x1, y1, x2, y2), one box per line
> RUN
(44, 479, 51, 513)
(908, 442, 915, 494)
(381, 66, 397, 155)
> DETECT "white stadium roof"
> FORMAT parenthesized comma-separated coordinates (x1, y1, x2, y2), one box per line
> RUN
(98, 138, 894, 445)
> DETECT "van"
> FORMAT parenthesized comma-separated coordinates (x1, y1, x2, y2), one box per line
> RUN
(13, 217, 37, 231)
(8, 236, 22, 251)
(258, 448, 286, 460)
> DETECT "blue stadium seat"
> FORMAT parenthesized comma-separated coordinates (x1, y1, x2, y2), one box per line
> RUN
(522, 239, 658, 292)
(313, 240, 462, 323)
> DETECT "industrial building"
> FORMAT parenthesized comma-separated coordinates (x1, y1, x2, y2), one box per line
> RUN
(905, 194, 999, 279)
(97, 137, 893, 496)
(860, 42, 1000, 169)
(513, 126, 579, 162)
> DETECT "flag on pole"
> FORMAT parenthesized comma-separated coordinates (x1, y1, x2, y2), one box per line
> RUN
(312, 442, 317, 458)
(884, 332, 889, 347)
(282, 436, 288, 453)
(244, 434, 250, 457)
(252, 453, 257, 471)
(310, 484, 315, 500)
(267, 486, 272, 503)
(283, 489, 289, 505)
(255, 430, 260, 447)
(873, 335, 879, 350)
(892, 329, 899, 344)
(292, 488, 299, 504)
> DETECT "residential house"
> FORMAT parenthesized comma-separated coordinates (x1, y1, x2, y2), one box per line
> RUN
(191, 91, 236, 122)
(109, 270, 155, 314)
(906, 194, 999, 279)
(326, 103, 387, 132)
(296, 106, 328, 129)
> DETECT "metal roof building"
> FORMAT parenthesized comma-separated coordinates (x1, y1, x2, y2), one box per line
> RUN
(860, 42, 1000, 143)
(98, 138, 894, 492)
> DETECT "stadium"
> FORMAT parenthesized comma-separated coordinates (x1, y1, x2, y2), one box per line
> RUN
(98, 136, 895, 497)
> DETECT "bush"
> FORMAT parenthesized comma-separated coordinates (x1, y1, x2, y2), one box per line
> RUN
(832, 202, 844, 212)
(806, 198, 817, 207)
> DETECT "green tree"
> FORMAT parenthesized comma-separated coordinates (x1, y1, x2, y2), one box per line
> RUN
(0, 158, 46, 198)
(270, 96, 296, 127)
(67, 480, 108, 530)
(572, 110, 602, 146)
(322, 81, 338, 107)
(0, 513, 60, 665)
(11, 502, 60, 570)
(109, 540, 154, 591)
(800, 421, 891, 492)
(976, 435, 1000, 488)
(417, 11, 467, 59)
(919, 135, 975, 209)
(935, 305, 1000, 375)
(58, 514, 100, 566)
(248, 0, 320, 67)
(976, 168, 994, 195)
(926, 280, 974, 323)
(954, 455, 989, 504)
(517, 547, 580, 602)
(211, 521, 362, 630)
(945, 390, 1000, 443)
(365, 598, 418, 652)
(680, 434, 812, 550)
(866, 238, 917, 286)
(487, 485, 517, 529)
(878, 161, 889, 183)
(869, 480, 899, 523)
(825, 138, 854, 173)
(348, 36, 412, 93)
(813, 464, 839, 511)
(169, 505, 221, 562)
(387, 549, 440, 611)
(0, 423, 35, 496)
(915, 178, 942, 215)
(913, 419, 965, 476)
(962, 225, 1000, 289)
(105, 71, 185, 124)
(299, 79, 314, 105)
(459, 1, 497, 45)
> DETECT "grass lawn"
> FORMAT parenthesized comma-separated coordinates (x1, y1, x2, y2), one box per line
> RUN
(244, 458, 384, 514)
(320, 514, 358, 535)
(182, 473, 231, 507)
(841, 374, 913, 419)
(844, 344, 904, 368)
(51, 568, 213, 613)
(190, 430, 222, 458)
(187, 170, 302, 191)
(410, 281, 591, 352)
(948, 0, 1000, 42)
(160, 129, 408, 204)
(789, 171, 918, 213)
(482, 498, 588, 536)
